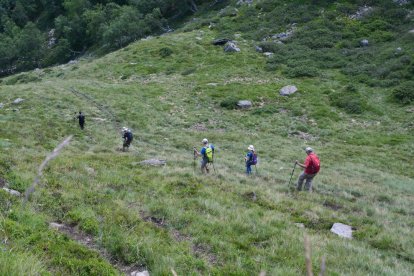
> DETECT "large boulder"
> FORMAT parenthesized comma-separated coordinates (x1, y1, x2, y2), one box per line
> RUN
(237, 100, 252, 109)
(224, 42, 240, 52)
(279, 85, 298, 96)
(330, 223, 353, 239)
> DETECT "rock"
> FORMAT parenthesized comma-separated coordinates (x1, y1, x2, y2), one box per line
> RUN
(49, 222, 65, 230)
(224, 42, 240, 52)
(409, 29, 414, 34)
(237, 0, 253, 5)
(255, 46, 263, 53)
(195, 36, 202, 40)
(2, 188, 21, 197)
(0, 103, 4, 109)
(263, 52, 273, 57)
(135, 159, 167, 166)
(295, 223, 305, 228)
(85, 167, 96, 175)
(393, 0, 409, 5)
(330, 223, 353, 239)
(212, 38, 230, 45)
(360, 39, 369, 47)
(279, 85, 298, 96)
(349, 6, 373, 20)
(12, 98, 25, 104)
(131, 271, 149, 276)
(206, 83, 218, 86)
(237, 100, 252, 109)
(67, 60, 77, 65)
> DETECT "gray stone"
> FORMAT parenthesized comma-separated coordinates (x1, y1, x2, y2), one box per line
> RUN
(393, 0, 409, 5)
(12, 98, 25, 104)
(224, 42, 240, 52)
(330, 223, 353, 239)
(237, 100, 252, 109)
(0, 103, 4, 109)
(295, 223, 305, 228)
(360, 39, 369, 47)
(263, 52, 273, 57)
(131, 270, 150, 276)
(255, 46, 263, 53)
(237, 0, 253, 5)
(409, 29, 414, 34)
(349, 6, 373, 20)
(49, 222, 65, 230)
(135, 159, 167, 166)
(279, 85, 298, 96)
(2, 188, 21, 197)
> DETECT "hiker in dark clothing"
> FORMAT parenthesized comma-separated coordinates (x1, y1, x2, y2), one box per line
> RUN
(122, 127, 133, 151)
(76, 111, 85, 129)
(244, 145, 256, 175)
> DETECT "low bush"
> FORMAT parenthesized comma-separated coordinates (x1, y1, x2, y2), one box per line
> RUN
(159, 47, 173, 58)
(392, 81, 414, 104)
(220, 97, 239, 109)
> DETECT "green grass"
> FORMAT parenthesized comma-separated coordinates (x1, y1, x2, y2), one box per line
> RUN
(0, 3, 414, 274)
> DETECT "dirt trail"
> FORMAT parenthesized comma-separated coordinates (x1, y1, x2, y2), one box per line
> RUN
(53, 223, 146, 275)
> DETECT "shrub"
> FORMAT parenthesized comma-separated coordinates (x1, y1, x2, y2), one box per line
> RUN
(220, 97, 238, 109)
(330, 87, 368, 114)
(159, 47, 173, 58)
(392, 81, 414, 104)
(284, 65, 319, 78)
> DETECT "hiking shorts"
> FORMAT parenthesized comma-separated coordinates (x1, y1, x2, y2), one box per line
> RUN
(201, 158, 209, 169)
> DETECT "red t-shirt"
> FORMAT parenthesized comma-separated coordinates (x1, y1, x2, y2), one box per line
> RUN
(304, 153, 320, 174)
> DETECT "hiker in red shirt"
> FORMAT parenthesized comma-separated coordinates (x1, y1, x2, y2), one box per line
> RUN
(295, 147, 320, 192)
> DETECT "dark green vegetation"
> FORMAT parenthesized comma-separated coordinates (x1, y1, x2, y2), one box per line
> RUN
(1, 0, 414, 275)
(0, 0, 222, 75)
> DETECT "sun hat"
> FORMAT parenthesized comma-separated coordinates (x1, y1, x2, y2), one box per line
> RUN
(248, 145, 255, 151)
(305, 147, 313, 152)
(202, 138, 208, 144)
(122, 127, 128, 132)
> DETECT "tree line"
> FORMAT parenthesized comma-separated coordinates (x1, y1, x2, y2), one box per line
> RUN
(0, 0, 223, 76)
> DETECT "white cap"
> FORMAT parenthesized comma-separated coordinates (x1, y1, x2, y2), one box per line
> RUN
(248, 145, 255, 151)
(122, 127, 128, 132)
(202, 138, 208, 144)
(305, 147, 313, 153)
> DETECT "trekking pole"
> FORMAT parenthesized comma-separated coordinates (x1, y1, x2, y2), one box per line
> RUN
(193, 147, 197, 173)
(288, 162, 297, 187)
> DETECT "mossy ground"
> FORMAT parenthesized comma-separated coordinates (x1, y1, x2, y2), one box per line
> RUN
(0, 19, 413, 276)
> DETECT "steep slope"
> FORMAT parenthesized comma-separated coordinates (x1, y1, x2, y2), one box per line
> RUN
(0, 1, 414, 275)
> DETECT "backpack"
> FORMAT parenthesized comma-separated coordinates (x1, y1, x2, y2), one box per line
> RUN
(251, 152, 257, 165)
(309, 154, 320, 174)
(205, 146, 213, 163)
(126, 131, 133, 141)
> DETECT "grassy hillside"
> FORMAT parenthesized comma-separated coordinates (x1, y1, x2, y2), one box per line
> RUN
(1, 1, 414, 275)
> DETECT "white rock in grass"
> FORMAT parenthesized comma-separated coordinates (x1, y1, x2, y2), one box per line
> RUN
(224, 42, 241, 52)
(331, 223, 353, 239)
(2, 188, 21, 196)
(0, 103, 4, 109)
(131, 271, 149, 276)
(12, 98, 25, 104)
(237, 100, 252, 109)
(279, 85, 298, 96)
(49, 222, 65, 230)
(409, 29, 414, 34)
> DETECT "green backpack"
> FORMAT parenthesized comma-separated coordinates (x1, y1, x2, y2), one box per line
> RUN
(205, 146, 213, 163)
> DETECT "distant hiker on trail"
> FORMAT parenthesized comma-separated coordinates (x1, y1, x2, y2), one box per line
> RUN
(75, 111, 85, 129)
(244, 145, 257, 175)
(296, 147, 320, 192)
(194, 138, 215, 173)
(122, 127, 133, 151)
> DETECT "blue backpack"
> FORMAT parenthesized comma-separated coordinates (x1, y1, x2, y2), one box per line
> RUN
(251, 152, 257, 165)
